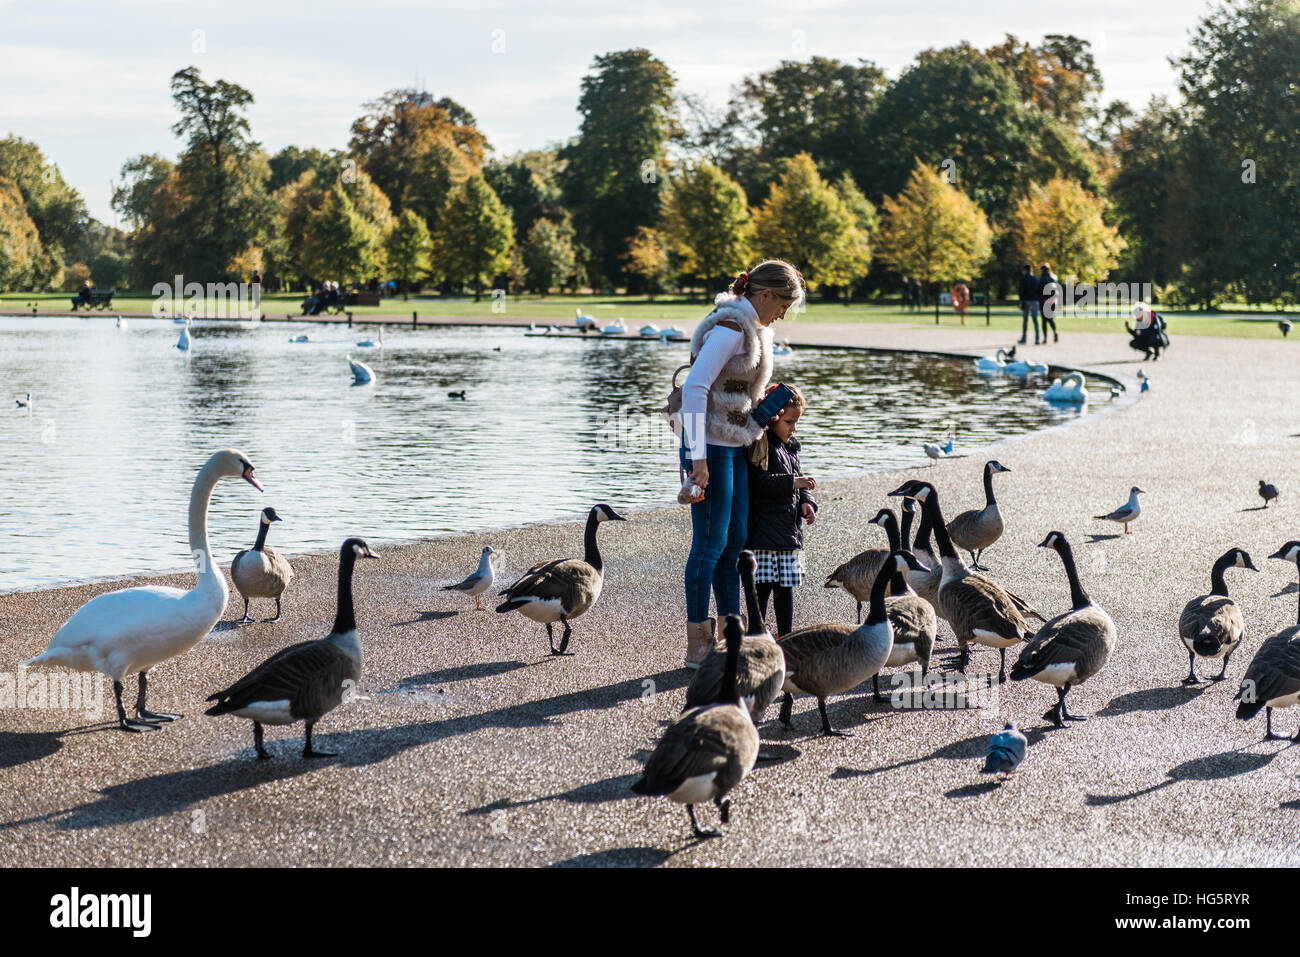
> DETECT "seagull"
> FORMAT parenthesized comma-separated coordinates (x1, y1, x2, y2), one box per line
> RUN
(923, 434, 955, 463)
(1095, 486, 1144, 534)
(1259, 480, 1280, 508)
(15, 392, 32, 409)
(115, 315, 127, 331)
(981, 722, 1027, 780)
(442, 546, 497, 610)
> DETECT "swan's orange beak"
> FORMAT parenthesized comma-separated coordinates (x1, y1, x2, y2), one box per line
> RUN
(243, 465, 264, 492)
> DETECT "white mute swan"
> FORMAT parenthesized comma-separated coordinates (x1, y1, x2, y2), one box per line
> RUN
(1003, 358, 1048, 376)
(975, 349, 1009, 374)
(23, 449, 264, 732)
(176, 322, 191, 351)
(348, 355, 374, 384)
(638, 323, 660, 338)
(1043, 371, 1088, 403)
(601, 317, 627, 335)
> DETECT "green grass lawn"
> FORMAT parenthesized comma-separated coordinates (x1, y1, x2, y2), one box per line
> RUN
(3, 290, 1296, 340)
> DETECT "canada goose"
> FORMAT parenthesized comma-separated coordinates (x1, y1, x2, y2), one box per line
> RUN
(348, 355, 374, 384)
(684, 551, 785, 723)
(23, 449, 264, 732)
(981, 722, 1028, 779)
(778, 550, 928, 736)
(1178, 547, 1257, 683)
(1095, 486, 1143, 534)
(231, 506, 295, 623)
(975, 349, 1008, 374)
(1234, 541, 1300, 740)
(632, 614, 759, 839)
(1043, 371, 1087, 403)
(15, 392, 32, 409)
(946, 460, 1011, 570)
(905, 499, 944, 617)
(1010, 532, 1116, 727)
(443, 545, 496, 610)
(1259, 481, 1279, 507)
(876, 543, 938, 703)
(496, 503, 627, 655)
(889, 480, 1036, 680)
(1280, 319, 1292, 337)
(206, 538, 379, 758)
(824, 507, 906, 622)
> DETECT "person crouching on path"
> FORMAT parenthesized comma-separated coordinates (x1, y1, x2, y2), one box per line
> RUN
(679, 259, 806, 668)
(745, 384, 817, 637)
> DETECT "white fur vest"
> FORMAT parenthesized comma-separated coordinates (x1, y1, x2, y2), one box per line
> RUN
(687, 295, 774, 446)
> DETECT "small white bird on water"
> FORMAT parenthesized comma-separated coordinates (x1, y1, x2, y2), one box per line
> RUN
(15, 392, 32, 409)
(1095, 486, 1144, 534)
(981, 722, 1027, 780)
(442, 546, 497, 611)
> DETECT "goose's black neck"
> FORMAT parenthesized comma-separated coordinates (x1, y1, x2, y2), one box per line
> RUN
(879, 510, 901, 552)
(719, 627, 741, 704)
(332, 546, 358, 634)
(1209, 552, 1233, 597)
(1053, 539, 1090, 610)
(583, 510, 603, 571)
(912, 502, 934, 554)
(253, 518, 270, 552)
(865, 552, 896, 626)
(741, 563, 763, 636)
(983, 463, 998, 507)
(921, 492, 958, 561)
(899, 504, 914, 550)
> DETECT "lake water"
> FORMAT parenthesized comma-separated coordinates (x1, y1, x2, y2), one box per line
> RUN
(0, 316, 1109, 592)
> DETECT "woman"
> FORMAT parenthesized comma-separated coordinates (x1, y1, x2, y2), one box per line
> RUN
(679, 260, 806, 668)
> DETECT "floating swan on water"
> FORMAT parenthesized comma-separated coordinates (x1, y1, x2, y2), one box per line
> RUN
(356, 326, 383, 348)
(1003, 358, 1047, 376)
(176, 322, 191, 351)
(289, 334, 313, 343)
(975, 349, 1009, 374)
(1043, 371, 1088, 403)
(115, 315, 127, 331)
(773, 339, 793, 356)
(23, 449, 264, 732)
(638, 323, 660, 337)
(348, 355, 374, 384)
(601, 318, 627, 335)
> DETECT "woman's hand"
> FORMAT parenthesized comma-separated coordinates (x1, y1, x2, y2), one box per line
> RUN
(801, 503, 816, 525)
(689, 459, 709, 490)
(794, 476, 816, 490)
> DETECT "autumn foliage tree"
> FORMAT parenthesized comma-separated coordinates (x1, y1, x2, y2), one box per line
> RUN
(434, 174, 513, 300)
(877, 159, 992, 296)
(1007, 177, 1125, 281)
(661, 162, 752, 294)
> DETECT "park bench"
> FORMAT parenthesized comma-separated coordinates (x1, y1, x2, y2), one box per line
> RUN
(70, 288, 115, 311)
(352, 291, 380, 307)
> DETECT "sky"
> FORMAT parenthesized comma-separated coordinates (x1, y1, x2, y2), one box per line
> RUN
(0, 0, 1213, 225)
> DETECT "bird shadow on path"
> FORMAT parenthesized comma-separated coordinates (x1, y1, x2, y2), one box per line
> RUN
(464, 771, 642, 816)
(381, 659, 533, 690)
(1083, 534, 1122, 544)
(1272, 582, 1298, 598)
(390, 610, 459, 626)
(3, 667, 694, 832)
(548, 846, 675, 868)
(1242, 506, 1271, 512)
(1084, 746, 1281, 806)
(1097, 683, 1210, 717)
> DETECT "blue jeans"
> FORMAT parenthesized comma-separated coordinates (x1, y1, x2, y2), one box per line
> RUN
(681, 443, 749, 622)
(1020, 300, 1039, 340)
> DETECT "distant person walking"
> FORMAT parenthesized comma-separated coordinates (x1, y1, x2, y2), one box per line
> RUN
(1018, 263, 1041, 344)
(910, 277, 922, 311)
(951, 280, 970, 325)
(901, 277, 912, 311)
(1038, 263, 1060, 343)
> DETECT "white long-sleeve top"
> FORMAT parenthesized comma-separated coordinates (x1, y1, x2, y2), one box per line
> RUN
(680, 296, 760, 461)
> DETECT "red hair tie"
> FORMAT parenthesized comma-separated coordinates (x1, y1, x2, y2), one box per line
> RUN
(741, 272, 749, 283)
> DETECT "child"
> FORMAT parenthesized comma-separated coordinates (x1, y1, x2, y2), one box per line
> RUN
(746, 384, 816, 636)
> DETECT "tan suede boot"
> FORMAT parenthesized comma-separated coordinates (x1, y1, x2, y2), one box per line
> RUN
(684, 618, 716, 670)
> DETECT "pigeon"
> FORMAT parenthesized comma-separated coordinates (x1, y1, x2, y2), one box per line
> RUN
(981, 722, 1027, 779)
(1259, 481, 1280, 508)
(1095, 486, 1144, 534)
(442, 546, 496, 610)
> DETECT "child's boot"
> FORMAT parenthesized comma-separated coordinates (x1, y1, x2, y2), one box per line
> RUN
(684, 618, 716, 669)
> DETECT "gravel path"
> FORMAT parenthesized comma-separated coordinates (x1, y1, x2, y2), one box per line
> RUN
(2, 320, 1298, 867)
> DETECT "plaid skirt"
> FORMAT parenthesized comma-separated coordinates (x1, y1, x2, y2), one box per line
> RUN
(751, 548, 805, 587)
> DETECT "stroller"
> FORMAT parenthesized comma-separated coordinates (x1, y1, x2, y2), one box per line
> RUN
(1126, 306, 1169, 360)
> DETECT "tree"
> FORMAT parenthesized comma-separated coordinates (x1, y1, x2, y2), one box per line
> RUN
(271, 165, 393, 287)
(1008, 177, 1125, 281)
(752, 153, 870, 293)
(559, 49, 677, 287)
(0, 176, 41, 289)
(300, 184, 383, 285)
(168, 66, 272, 279)
(1108, 98, 1181, 287)
(985, 34, 1103, 130)
(622, 226, 672, 300)
(877, 159, 993, 297)
(350, 89, 486, 232)
(90, 250, 131, 289)
(521, 218, 575, 294)
(0, 136, 89, 288)
(434, 174, 513, 300)
(385, 209, 432, 298)
(484, 150, 565, 244)
(660, 162, 752, 294)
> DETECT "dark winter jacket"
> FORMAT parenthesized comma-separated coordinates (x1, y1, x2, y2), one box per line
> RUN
(746, 436, 817, 551)
(1018, 271, 1040, 303)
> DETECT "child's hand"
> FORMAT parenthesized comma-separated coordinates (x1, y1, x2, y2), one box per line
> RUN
(801, 503, 816, 524)
(794, 476, 816, 490)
